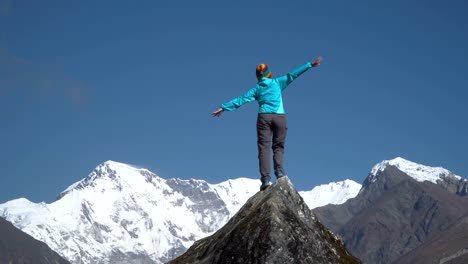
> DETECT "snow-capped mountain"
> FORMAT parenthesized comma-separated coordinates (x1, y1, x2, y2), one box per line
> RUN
(300, 180, 362, 209)
(0, 161, 359, 264)
(369, 157, 463, 184)
(314, 157, 468, 264)
(0, 161, 256, 263)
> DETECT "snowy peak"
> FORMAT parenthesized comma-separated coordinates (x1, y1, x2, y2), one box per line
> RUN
(300, 179, 362, 209)
(57, 160, 158, 199)
(369, 157, 462, 184)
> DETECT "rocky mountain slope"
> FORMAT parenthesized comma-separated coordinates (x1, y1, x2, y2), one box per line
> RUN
(395, 211, 468, 264)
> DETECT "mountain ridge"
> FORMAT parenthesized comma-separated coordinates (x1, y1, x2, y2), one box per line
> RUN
(369, 157, 463, 185)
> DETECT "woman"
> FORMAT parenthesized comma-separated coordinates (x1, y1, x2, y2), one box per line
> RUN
(212, 57, 322, 190)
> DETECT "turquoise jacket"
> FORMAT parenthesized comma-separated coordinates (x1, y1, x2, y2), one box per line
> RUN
(221, 62, 313, 114)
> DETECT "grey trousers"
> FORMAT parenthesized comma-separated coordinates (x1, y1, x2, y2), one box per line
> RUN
(257, 114, 288, 180)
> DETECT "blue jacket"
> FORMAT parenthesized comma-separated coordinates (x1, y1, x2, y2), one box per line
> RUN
(221, 62, 312, 114)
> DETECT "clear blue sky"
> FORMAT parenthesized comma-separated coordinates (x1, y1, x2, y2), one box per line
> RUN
(1, 0, 467, 203)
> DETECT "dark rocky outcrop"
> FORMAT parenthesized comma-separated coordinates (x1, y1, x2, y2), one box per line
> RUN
(314, 165, 468, 264)
(168, 177, 360, 264)
(0, 216, 70, 264)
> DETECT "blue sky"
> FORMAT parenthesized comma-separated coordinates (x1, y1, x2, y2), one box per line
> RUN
(1, 0, 467, 203)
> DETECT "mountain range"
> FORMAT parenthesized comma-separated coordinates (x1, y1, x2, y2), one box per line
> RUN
(1, 157, 466, 263)
(0, 160, 360, 264)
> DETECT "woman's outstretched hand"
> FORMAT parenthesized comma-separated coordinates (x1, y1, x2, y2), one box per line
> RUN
(212, 108, 224, 117)
(312, 56, 322, 67)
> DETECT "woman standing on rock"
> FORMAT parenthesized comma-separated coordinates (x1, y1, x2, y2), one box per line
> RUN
(212, 57, 323, 191)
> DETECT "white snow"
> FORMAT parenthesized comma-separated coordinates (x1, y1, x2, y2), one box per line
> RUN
(300, 179, 362, 209)
(212, 177, 259, 217)
(369, 157, 462, 183)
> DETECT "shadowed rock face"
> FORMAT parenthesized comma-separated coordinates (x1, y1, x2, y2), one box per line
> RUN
(168, 177, 360, 264)
(0, 217, 70, 264)
(395, 211, 468, 264)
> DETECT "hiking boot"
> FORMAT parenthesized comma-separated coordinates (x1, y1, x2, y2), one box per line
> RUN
(275, 169, 286, 179)
(260, 178, 271, 191)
